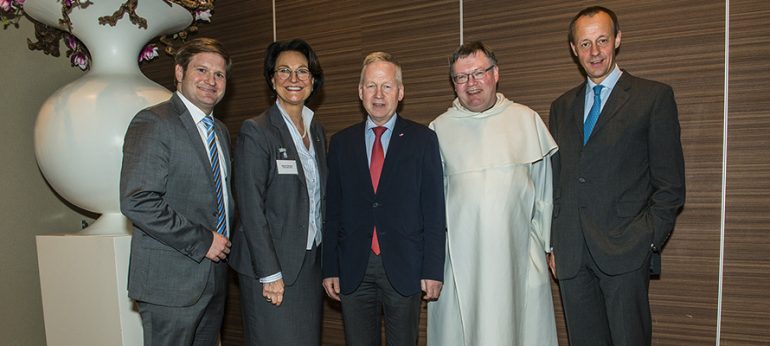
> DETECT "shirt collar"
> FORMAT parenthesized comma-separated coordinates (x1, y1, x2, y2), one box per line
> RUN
(276, 102, 315, 131)
(176, 91, 212, 125)
(366, 113, 397, 133)
(587, 64, 623, 90)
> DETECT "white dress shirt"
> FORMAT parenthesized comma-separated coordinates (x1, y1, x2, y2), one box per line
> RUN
(176, 91, 231, 236)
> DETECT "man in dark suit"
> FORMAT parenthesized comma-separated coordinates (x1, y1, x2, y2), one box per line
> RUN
(548, 6, 686, 346)
(322, 51, 446, 345)
(120, 38, 233, 345)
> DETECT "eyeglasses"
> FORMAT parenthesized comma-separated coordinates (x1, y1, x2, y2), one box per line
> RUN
(275, 67, 312, 81)
(451, 65, 495, 84)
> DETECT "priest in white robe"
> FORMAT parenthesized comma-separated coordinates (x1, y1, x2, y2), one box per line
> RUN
(427, 41, 558, 346)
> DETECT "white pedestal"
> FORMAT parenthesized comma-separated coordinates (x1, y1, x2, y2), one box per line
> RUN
(37, 234, 142, 346)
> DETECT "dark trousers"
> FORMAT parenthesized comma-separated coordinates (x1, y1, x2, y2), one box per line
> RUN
(239, 245, 323, 346)
(559, 242, 652, 346)
(340, 252, 421, 346)
(136, 261, 228, 346)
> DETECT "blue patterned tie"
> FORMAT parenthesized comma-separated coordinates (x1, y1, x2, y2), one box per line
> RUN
(583, 85, 604, 145)
(202, 116, 228, 238)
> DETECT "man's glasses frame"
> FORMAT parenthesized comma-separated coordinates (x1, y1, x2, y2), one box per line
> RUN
(451, 65, 496, 84)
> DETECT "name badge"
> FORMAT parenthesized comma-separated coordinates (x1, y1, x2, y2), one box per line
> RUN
(277, 160, 298, 175)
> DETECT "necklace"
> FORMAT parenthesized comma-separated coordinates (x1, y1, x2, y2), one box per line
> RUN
(298, 124, 309, 149)
(298, 125, 307, 138)
(286, 110, 307, 139)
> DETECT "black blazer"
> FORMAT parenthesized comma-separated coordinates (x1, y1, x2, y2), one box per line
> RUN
(322, 115, 446, 296)
(121, 94, 234, 306)
(229, 104, 327, 285)
(549, 72, 685, 279)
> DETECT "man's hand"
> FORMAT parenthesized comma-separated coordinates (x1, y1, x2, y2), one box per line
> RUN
(421, 279, 443, 301)
(547, 251, 557, 279)
(205, 231, 231, 262)
(263, 279, 285, 306)
(322, 277, 341, 301)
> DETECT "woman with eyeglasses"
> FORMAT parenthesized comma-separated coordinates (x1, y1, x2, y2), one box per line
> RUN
(228, 39, 326, 345)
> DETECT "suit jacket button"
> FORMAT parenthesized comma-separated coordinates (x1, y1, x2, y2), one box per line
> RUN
(578, 177, 587, 183)
(372, 202, 380, 208)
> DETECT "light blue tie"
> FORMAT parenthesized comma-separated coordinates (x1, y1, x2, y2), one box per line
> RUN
(202, 116, 228, 238)
(583, 85, 604, 145)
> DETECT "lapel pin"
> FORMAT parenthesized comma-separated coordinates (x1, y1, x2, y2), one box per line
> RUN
(278, 148, 289, 159)
(399, 133, 404, 137)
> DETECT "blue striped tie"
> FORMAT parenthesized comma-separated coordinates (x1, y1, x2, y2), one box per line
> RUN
(583, 84, 604, 145)
(202, 116, 228, 238)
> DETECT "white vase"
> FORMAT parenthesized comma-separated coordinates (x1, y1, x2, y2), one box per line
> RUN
(24, 0, 192, 235)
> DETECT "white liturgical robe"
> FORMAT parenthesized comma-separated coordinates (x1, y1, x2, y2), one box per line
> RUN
(428, 93, 558, 346)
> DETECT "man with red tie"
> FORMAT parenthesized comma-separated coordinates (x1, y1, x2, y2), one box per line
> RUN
(322, 51, 446, 345)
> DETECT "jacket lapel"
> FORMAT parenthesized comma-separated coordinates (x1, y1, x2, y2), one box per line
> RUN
(591, 72, 632, 138)
(351, 121, 374, 195)
(377, 115, 408, 193)
(571, 84, 587, 146)
(310, 123, 327, 196)
(267, 104, 308, 190)
(174, 95, 216, 185)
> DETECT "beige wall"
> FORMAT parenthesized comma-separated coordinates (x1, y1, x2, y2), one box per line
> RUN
(0, 21, 89, 345)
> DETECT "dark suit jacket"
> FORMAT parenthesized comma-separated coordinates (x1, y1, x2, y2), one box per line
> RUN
(229, 104, 327, 285)
(322, 115, 446, 296)
(549, 72, 685, 279)
(120, 94, 234, 307)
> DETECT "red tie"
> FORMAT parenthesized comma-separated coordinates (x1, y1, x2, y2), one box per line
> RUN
(370, 126, 386, 255)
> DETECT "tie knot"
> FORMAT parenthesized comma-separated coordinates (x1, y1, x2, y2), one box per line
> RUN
(593, 85, 604, 96)
(201, 116, 214, 130)
(372, 126, 386, 138)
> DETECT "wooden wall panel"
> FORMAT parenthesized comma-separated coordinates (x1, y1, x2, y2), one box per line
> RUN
(200, 1, 275, 127)
(358, 0, 460, 124)
(463, 1, 724, 345)
(140, 1, 274, 127)
(275, 0, 460, 130)
(274, 1, 460, 344)
(135, 1, 770, 345)
(275, 0, 364, 133)
(723, 1, 770, 344)
(614, 2, 724, 345)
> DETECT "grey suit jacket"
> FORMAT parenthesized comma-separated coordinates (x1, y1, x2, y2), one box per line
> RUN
(228, 104, 327, 285)
(549, 72, 685, 279)
(120, 94, 233, 306)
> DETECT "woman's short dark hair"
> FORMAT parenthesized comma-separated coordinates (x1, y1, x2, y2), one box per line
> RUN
(264, 39, 324, 102)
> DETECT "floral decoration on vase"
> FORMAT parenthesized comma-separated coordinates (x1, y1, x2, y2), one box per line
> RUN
(1, 0, 214, 70)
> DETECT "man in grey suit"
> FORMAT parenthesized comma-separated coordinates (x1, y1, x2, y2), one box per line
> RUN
(120, 37, 233, 346)
(548, 6, 685, 346)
